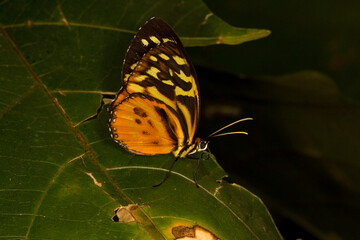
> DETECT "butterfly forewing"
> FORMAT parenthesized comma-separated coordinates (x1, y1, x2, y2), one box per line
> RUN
(109, 17, 200, 157)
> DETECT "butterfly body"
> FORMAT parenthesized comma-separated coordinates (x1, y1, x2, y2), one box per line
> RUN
(109, 17, 205, 159)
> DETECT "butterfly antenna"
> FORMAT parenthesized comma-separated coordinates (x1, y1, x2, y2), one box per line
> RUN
(153, 155, 180, 187)
(210, 131, 249, 138)
(207, 118, 253, 138)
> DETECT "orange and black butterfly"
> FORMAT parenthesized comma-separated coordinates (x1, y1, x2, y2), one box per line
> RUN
(108, 17, 251, 186)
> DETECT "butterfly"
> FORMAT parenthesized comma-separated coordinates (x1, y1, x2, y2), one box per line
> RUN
(108, 17, 252, 187)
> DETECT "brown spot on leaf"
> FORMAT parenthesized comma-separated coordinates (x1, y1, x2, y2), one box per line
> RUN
(201, 13, 213, 25)
(173, 226, 195, 238)
(152, 140, 159, 145)
(57, 89, 66, 96)
(142, 131, 150, 135)
(112, 204, 138, 223)
(61, 17, 69, 26)
(84, 172, 102, 187)
(172, 225, 221, 240)
(135, 118, 141, 124)
(27, 20, 33, 27)
(216, 35, 223, 44)
(147, 120, 154, 128)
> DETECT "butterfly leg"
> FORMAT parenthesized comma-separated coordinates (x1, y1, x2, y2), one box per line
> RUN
(152, 155, 181, 187)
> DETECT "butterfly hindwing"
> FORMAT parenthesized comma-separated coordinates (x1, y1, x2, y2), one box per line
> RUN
(109, 18, 200, 157)
(110, 93, 184, 155)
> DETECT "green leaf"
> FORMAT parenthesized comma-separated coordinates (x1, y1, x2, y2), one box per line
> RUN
(0, 1, 279, 239)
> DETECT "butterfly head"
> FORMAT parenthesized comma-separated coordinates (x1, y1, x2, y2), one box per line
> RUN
(198, 139, 209, 152)
(187, 137, 209, 156)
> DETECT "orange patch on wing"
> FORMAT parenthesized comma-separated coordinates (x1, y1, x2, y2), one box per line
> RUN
(110, 94, 178, 155)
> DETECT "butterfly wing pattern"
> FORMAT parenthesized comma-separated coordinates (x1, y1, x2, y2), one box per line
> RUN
(109, 17, 201, 158)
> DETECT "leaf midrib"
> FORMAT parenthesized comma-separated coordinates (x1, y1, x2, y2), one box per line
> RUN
(3, 21, 136, 34)
(2, 21, 270, 43)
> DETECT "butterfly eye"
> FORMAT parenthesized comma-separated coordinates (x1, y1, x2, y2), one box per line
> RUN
(199, 141, 209, 151)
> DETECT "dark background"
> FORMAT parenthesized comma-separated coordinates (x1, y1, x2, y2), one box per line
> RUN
(189, 1, 360, 239)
